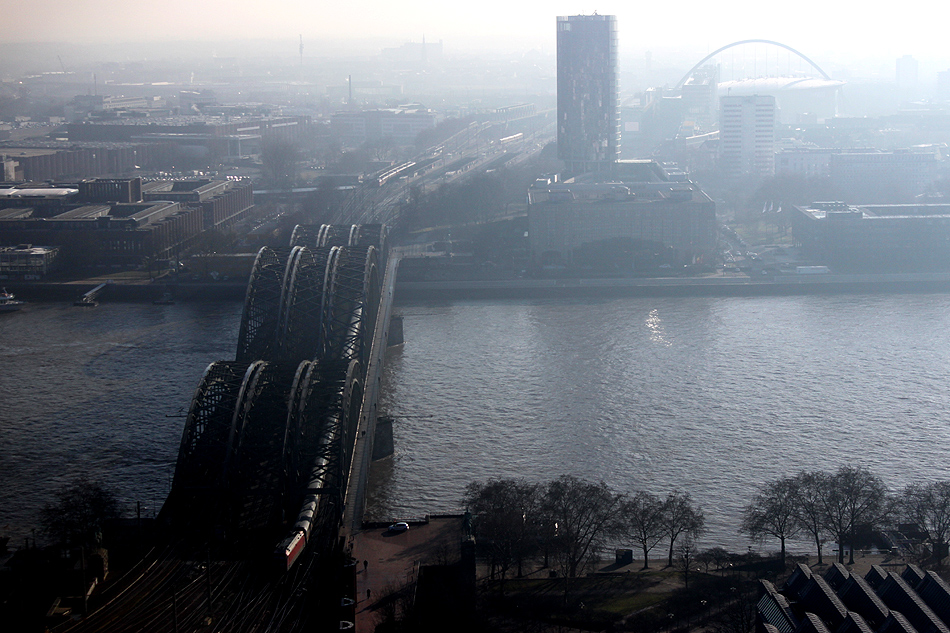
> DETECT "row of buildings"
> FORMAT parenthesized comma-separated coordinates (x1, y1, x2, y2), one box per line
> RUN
(0, 177, 254, 276)
(0, 114, 311, 182)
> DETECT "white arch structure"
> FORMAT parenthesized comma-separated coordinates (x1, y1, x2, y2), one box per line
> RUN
(675, 39, 832, 89)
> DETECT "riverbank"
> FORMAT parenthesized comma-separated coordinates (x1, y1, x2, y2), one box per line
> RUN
(9, 270, 950, 304)
(2, 280, 247, 302)
(394, 271, 950, 300)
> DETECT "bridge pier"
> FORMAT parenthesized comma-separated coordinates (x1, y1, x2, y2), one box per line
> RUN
(387, 315, 404, 346)
(372, 417, 395, 461)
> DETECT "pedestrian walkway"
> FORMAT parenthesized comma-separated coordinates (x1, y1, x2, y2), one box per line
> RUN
(351, 517, 464, 632)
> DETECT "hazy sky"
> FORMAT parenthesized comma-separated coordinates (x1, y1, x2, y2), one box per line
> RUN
(6, 0, 948, 64)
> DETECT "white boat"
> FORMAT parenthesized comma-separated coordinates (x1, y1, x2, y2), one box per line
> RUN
(0, 288, 24, 313)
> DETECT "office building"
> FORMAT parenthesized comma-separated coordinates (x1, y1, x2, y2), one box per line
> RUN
(556, 14, 620, 174)
(791, 201, 950, 270)
(528, 161, 716, 268)
(719, 95, 776, 177)
(829, 149, 940, 204)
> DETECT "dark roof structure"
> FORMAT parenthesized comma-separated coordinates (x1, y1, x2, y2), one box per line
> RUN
(917, 572, 950, 625)
(798, 576, 848, 629)
(786, 563, 815, 597)
(796, 611, 833, 633)
(877, 573, 950, 633)
(826, 563, 852, 591)
(838, 611, 879, 633)
(878, 611, 919, 633)
(758, 580, 797, 633)
(761, 565, 950, 633)
(867, 566, 889, 590)
(903, 565, 927, 589)
(838, 575, 891, 627)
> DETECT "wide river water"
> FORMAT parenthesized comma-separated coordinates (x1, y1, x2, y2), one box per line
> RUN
(4, 292, 950, 553)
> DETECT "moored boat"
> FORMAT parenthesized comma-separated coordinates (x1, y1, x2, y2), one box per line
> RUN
(0, 288, 24, 313)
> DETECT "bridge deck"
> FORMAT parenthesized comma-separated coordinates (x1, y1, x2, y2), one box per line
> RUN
(343, 252, 400, 538)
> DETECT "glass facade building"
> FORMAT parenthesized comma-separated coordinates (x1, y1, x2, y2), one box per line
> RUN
(556, 14, 620, 174)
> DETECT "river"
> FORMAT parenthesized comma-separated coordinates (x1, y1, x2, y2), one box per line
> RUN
(366, 292, 950, 551)
(3, 292, 950, 554)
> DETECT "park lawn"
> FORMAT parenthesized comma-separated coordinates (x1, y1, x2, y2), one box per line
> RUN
(482, 569, 680, 629)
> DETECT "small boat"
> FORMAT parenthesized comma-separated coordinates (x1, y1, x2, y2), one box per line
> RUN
(73, 297, 98, 307)
(0, 288, 24, 313)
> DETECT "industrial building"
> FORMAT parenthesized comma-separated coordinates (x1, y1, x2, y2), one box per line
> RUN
(528, 160, 716, 268)
(776, 147, 944, 204)
(142, 179, 255, 229)
(791, 201, 950, 270)
(556, 14, 620, 174)
(65, 114, 310, 162)
(0, 177, 254, 267)
(330, 106, 437, 148)
(0, 139, 176, 182)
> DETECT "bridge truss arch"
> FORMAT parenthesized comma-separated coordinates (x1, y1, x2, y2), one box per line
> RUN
(236, 247, 285, 362)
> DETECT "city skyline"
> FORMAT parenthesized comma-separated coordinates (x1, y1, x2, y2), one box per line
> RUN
(4, 0, 948, 66)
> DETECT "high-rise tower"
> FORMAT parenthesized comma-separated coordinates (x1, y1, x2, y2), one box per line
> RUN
(556, 14, 620, 174)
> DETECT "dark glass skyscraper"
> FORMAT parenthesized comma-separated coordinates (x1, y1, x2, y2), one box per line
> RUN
(556, 14, 620, 174)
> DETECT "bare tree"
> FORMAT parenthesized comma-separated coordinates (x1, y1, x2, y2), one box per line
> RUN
(791, 470, 828, 565)
(661, 491, 705, 568)
(541, 476, 625, 595)
(697, 546, 731, 574)
(741, 475, 800, 567)
(463, 478, 540, 587)
(821, 466, 889, 564)
(713, 584, 758, 633)
(41, 475, 120, 551)
(624, 491, 665, 569)
(678, 534, 698, 589)
(900, 480, 950, 564)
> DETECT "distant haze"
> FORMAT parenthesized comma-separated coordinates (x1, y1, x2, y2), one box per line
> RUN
(7, 0, 949, 65)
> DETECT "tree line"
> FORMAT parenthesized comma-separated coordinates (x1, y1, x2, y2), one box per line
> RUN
(465, 467, 950, 590)
(741, 465, 950, 567)
(462, 475, 705, 591)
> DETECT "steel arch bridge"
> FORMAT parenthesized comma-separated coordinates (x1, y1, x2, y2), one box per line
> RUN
(63, 224, 389, 633)
(675, 39, 832, 89)
(171, 224, 384, 560)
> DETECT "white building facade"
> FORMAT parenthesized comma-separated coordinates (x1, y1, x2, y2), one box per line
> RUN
(719, 95, 776, 177)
